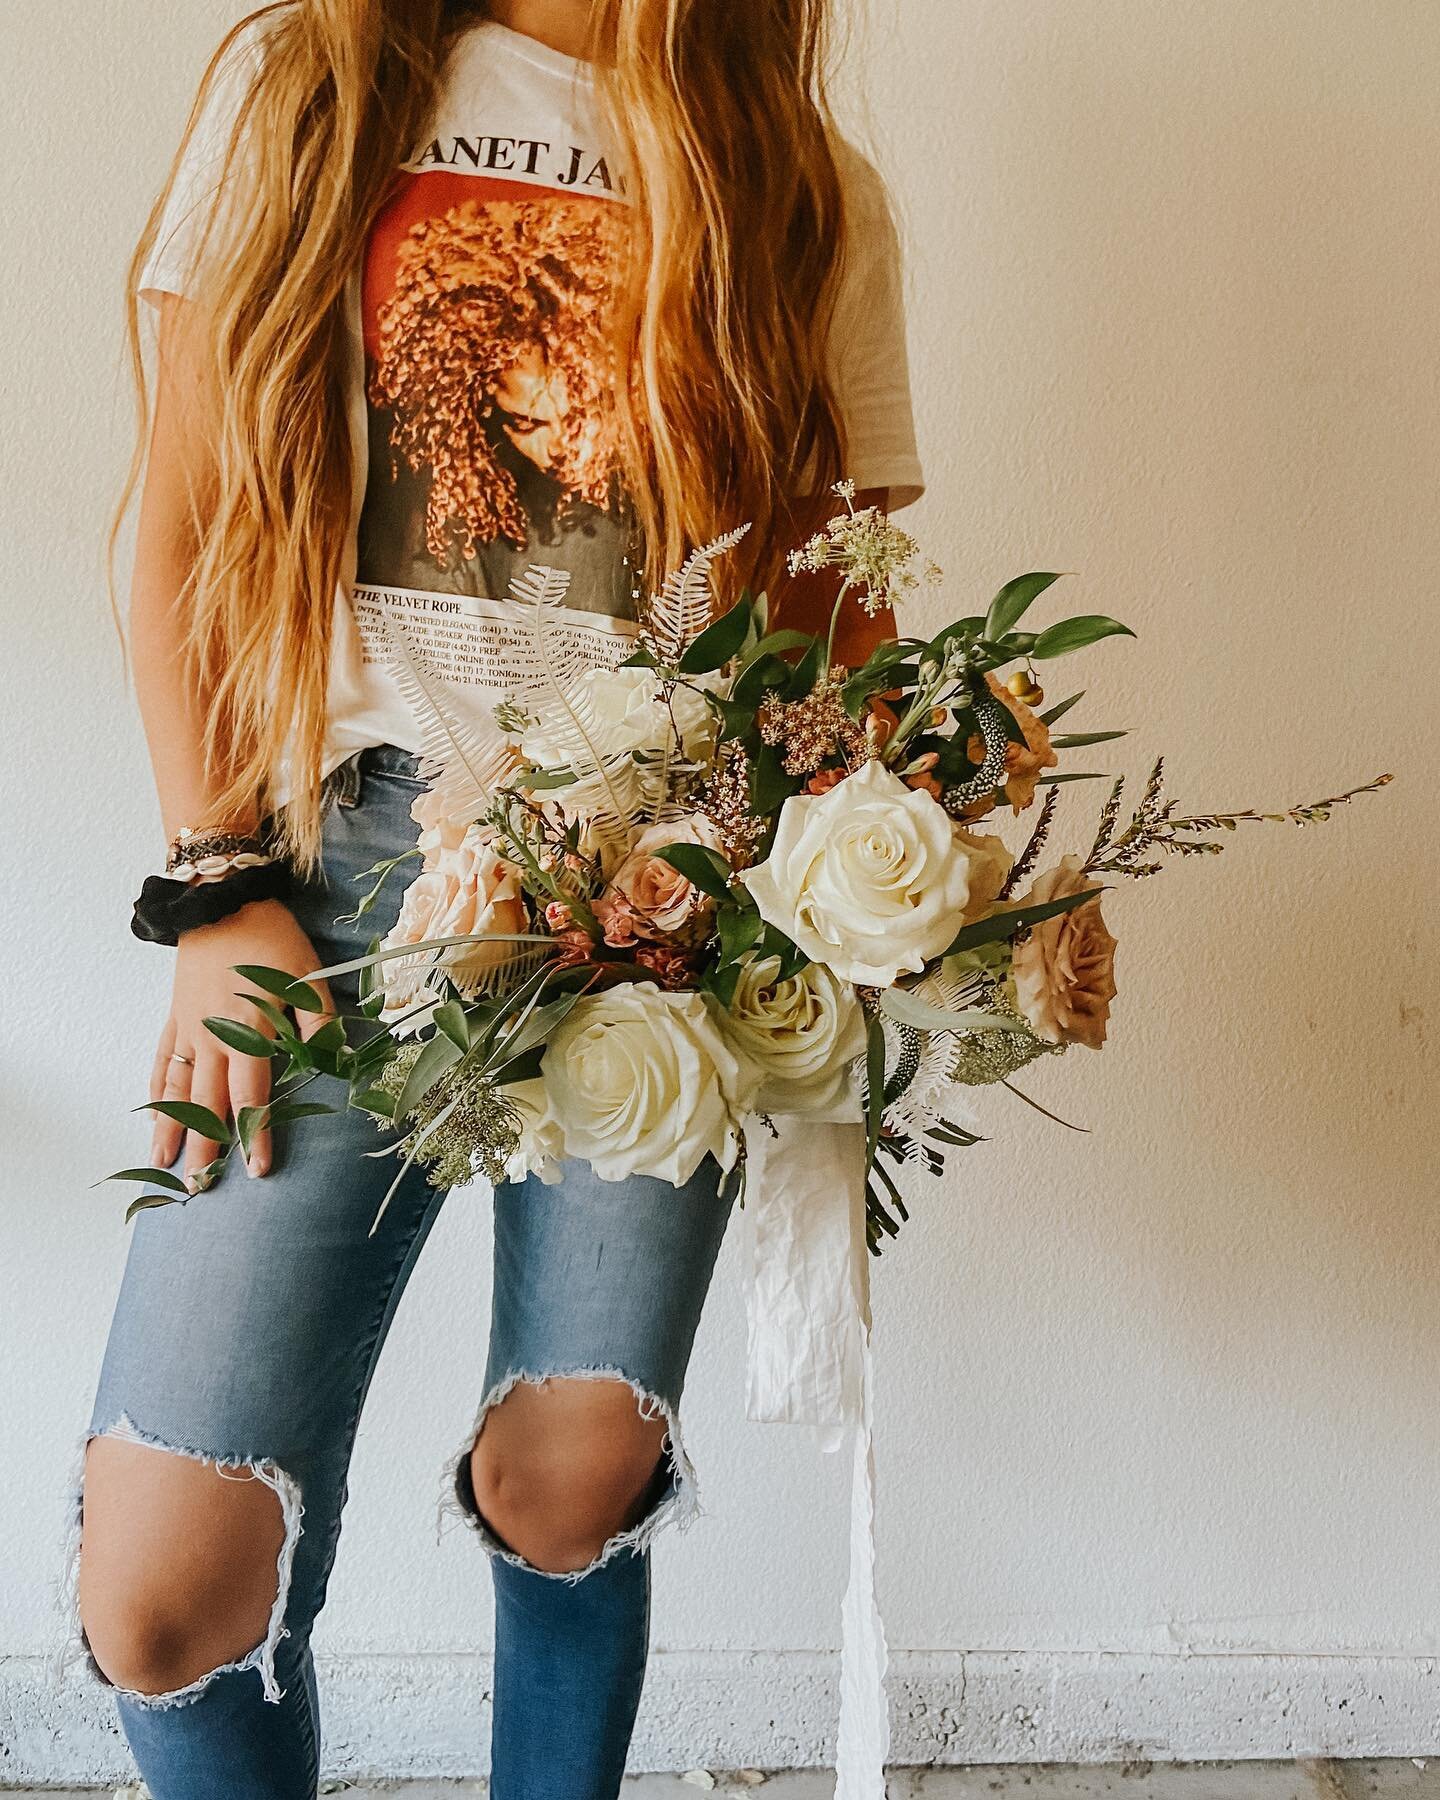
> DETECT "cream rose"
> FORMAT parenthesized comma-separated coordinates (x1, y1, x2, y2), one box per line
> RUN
(739, 757, 978, 986)
(717, 954, 867, 1115)
(541, 982, 760, 1184)
(1010, 855, 1118, 1050)
(378, 828, 527, 1025)
(519, 665, 716, 769)
(593, 814, 727, 946)
(499, 1077, 565, 1187)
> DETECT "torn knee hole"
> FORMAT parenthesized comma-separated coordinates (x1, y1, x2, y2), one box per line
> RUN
(447, 1369, 699, 1580)
(69, 1415, 304, 1707)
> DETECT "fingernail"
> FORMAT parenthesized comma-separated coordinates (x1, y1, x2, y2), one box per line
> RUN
(247, 1156, 266, 1179)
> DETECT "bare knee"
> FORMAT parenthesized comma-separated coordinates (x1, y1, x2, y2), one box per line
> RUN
(78, 1435, 291, 1698)
(467, 1378, 669, 1575)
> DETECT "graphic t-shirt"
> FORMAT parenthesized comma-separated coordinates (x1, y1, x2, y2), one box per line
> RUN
(139, 19, 925, 779)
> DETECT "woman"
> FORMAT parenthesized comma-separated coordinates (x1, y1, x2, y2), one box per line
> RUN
(72, 0, 923, 1794)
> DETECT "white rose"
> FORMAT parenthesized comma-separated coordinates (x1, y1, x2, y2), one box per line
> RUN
(499, 1077, 565, 1187)
(739, 757, 976, 986)
(717, 954, 867, 1115)
(519, 666, 715, 769)
(541, 982, 760, 1185)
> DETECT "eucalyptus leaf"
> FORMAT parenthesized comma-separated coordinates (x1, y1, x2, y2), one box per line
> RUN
(1037, 771, 1109, 785)
(141, 1099, 233, 1144)
(432, 1001, 470, 1052)
(942, 887, 1103, 958)
(652, 842, 733, 901)
(864, 1015, 887, 1173)
(395, 1033, 464, 1123)
(879, 990, 1029, 1034)
(1039, 690, 1085, 725)
(678, 595, 751, 673)
(107, 1166, 191, 1194)
(1050, 729, 1128, 749)
(308, 932, 550, 982)
(233, 965, 326, 1013)
(126, 1191, 186, 1223)
(204, 1016, 276, 1059)
(985, 573, 1063, 640)
(1031, 615, 1134, 660)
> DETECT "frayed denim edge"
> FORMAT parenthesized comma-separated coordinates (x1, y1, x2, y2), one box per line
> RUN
(57, 1411, 304, 1710)
(440, 1365, 698, 1583)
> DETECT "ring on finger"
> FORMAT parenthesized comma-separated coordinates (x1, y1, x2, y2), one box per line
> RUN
(169, 1053, 195, 1068)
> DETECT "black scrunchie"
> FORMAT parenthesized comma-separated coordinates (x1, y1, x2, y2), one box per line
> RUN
(131, 862, 293, 947)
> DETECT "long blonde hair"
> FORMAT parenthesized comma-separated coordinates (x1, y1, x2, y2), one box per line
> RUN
(118, 0, 849, 857)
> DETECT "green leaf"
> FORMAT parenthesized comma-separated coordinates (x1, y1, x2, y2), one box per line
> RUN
(395, 1033, 464, 1122)
(716, 903, 764, 964)
(1050, 729, 1128, 748)
(1037, 771, 1109, 785)
(942, 887, 1103, 959)
(352, 1086, 398, 1120)
(232, 965, 327, 1014)
(1039, 690, 1085, 726)
(107, 1166, 191, 1194)
(518, 767, 579, 791)
(140, 1099, 233, 1144)
(652, 842, 733, 901)
(985, 572, 1063, 640)
(706, 961, 743, 1008)
(204, 1016, 276, 1059)
(879, 990, 1029, 1034)
(235, 1105, 268, 1159)
(621, 644, 659, 669)
(242, 995, 301, 1044)
(864, 1014, 887, 1174)
(731, 652, 794, 709)
(126, 1191, 186, 1223)
(1031, 615, 1134, 660)
(735, 629, 814, 674)
(678, 595, 752, 673)
(432, 1001, 470, 1052)
(267, 1100, 335, 1127)
(749, 742, 803, 815)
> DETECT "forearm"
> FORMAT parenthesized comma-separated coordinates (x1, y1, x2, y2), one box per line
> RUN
(129, 294, 254, 844)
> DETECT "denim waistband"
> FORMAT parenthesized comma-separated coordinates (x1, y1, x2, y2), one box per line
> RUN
(357, 744, 424, 779)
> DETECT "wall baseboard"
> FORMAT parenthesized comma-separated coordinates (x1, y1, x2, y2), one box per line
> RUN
(3, 1649, 1436, 1785)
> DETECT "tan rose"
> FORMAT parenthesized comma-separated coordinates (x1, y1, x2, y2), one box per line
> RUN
(1011, 855, 1117, 1050)
(953, 826, 1014, 922)
(379, 828, 527, 1025)
(966, 672, 1059, 815)
(593, 815, 727, 947)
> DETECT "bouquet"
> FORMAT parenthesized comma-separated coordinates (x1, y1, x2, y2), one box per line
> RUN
(112, 484, 1390, 1238)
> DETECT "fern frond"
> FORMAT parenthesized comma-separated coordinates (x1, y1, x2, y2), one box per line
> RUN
(384, 617, 515, 819)
(640, 525, 751, 665)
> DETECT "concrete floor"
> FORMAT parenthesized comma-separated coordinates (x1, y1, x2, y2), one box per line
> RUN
(16, 1764, 1438, 1799)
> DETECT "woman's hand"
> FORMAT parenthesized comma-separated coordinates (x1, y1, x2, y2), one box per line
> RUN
(149, 898, 336, 1186)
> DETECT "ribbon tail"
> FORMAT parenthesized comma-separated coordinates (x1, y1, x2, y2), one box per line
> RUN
(741, 1115, 889, 1797)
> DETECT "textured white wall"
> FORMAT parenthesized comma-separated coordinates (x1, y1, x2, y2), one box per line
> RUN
(3, 0, 1438, 1781)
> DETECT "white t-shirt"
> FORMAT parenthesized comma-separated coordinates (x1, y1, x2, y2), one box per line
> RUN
(141, 18, 925, 778)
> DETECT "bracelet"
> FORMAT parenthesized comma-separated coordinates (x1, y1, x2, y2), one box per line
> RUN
(168, 849, 275, 884)
(131, 860, 293, 947)
(165, 827, 271, 878)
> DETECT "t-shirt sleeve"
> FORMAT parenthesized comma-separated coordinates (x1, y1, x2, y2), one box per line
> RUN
(826, 146, 925, 512)
(137, 20, 269, 305)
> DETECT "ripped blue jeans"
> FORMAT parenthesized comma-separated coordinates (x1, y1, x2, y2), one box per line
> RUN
(71, 747, 734, 1799)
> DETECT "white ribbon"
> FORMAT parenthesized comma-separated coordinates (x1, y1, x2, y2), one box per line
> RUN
(743, 1115, 889, 1798)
